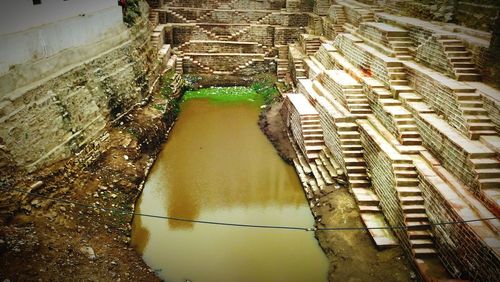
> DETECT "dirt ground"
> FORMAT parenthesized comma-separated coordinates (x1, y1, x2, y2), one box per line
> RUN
(260, 99, 417, 282)
(0, 99, 173, 281)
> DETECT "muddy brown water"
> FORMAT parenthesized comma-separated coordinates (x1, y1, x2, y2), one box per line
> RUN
(131, 99, 328, 282)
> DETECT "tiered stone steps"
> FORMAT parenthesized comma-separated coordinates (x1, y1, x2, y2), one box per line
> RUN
(358, 118, 450, 278)
(321, 70, 371, 118)
(416, 113, 500, 213)
(289, 46, 307, 80)
(301, 115, 325, 160)
(276, 59, 288, 82)
(175, 56, 183, 74)
(300, 34, 322, 56)
(384, 106, 422, 145)
(328, 5, 346, 33)
(286, 94, 325, 160)
(148, 10, 159, 28)
(455, 89, 497, 139)
(256, 13, 273, 24)
(393, 159, 437, 258)
(438, 36, 481, 82)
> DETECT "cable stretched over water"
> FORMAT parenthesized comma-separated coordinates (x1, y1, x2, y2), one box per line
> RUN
(2, 186, 498, 232)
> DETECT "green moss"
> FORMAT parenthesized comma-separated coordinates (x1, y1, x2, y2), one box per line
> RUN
(182, 87, 263, 103)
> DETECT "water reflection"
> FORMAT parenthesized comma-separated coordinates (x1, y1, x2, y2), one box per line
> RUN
(131, 99, 328, 282)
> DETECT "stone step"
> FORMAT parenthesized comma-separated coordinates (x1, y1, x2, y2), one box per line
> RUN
(464, 115, 491, 122)
(413, 248, 437, 258)
(344, 150, 364, 157)
(452, 62, 475, 68)
(469, 123, 495, 131)
(456, 92, 481, 100)
(345, 158, 365, 166)
(341, 144, 362, 151)
(340, 139, 362, 145)
(446, 51, 470, 57)
(396, 178, 420, 187)
(346, 166, 367, 173)
(339, 131, 361, 138)
(449, 57, 473, 63)
(401, 196, 424, 205)
(337, 123, 358, 131)
(353, 188, 379, 205)
(402, 205, 426, 213)
(478, 178, 500, 189)
(410, 239, 434, 248)
(402, 138, 423, 145)
(305, 140, 324, 146)
(389, 72, 407, 80)
(455, 68, 479, 74)
(397, 187, 421, 196)
(399, 92, 423, 102)
(458, 100, 484, 108)
(462, 107, 487, 115)
(303, 129, 323, 134)
(390, 80, 408, 86)
(304, 134, 324, 140)
(398, 124, 418, 131)
(395, 170, 418, 178)
(395, 118, 416, 125)
(405, 213, 428, 222)
(457, 73, 481, 81)
(471, 158, 500, 169)
(407, 220, 431, 230)
(400, 131, 420, 138)
(359, 205, 381, 213)
(394, 163, 415, 170)
(349, 173, 369, 180)
(476, 168, 500, 178)
(408, 230, 432, 240)
(444, 45, 466, 51)
(350, 179, 370, 188)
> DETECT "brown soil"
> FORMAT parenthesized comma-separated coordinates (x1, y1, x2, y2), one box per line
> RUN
(258, 99, 296, 163)
(259, 99, 417, 282)
(0, 96, 176, 281)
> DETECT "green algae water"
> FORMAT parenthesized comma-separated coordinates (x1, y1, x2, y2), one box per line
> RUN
(131, 88, 328, 282)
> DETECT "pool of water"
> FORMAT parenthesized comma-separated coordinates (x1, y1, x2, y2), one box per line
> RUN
(131, 97, 328, 282)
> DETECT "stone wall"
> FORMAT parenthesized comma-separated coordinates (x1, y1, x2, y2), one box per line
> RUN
(0, 10, 160, 171)
(416, 161, 500, 281)
(392, 0, 500, 32)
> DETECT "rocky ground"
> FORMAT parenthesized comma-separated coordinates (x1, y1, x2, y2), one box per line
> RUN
(260, 99, 417, 282)
(0, 93, 177, 281)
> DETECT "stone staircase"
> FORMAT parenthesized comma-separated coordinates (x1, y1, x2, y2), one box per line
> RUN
(169, 10, 195, 23)
(330, 5, 347, 25)
(321, 70, 371, 118)
(196, 11, 213, 23)
(438, 36, 481, 81)
(301, 115, 325, 160)
(175, 56, 183, 74)
(313, 0, 330, 16)
(256, 13, 273, 24)
(277, 59, 288, 82)
(287, 94, 325, 160)
(471, 157, 500, 192)
(388, 35, 413, 60)
(303, 37, 322, 56)
(149, 10, 159, 28)
(456, 90, 497, 139)
(394, 160, 437, 258)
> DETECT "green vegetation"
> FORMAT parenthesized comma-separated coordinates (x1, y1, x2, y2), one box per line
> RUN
(182, 74, 279, 105)
(122, 0, 141, 27)
(183, 87, 262, 103)
(250, 74, 280, 104)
